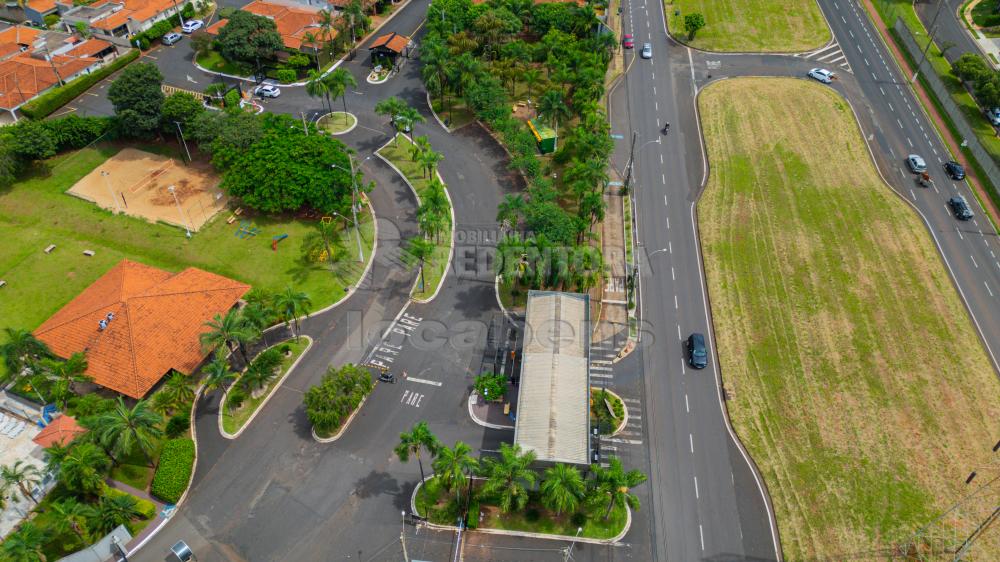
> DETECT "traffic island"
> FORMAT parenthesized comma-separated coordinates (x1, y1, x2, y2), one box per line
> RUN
(467, 390, 516, 430)
(317, 112, 358, 135)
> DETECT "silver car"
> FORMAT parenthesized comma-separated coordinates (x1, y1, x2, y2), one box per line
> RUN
(807, 68, 833, 84)
(162, 32, 182, 46)
(641, 43, 652, 59)
(254, 84, 281, 98)
(906, 154, 927, 173)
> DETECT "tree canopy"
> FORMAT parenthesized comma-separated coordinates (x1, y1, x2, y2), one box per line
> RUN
(217, 11, 284, 63)
(107, 62, 164, 137)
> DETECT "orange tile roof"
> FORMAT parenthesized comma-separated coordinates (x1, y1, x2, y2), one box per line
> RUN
(70, 39, 114, 58)
(32, 415, 86, 448)
(35, 260, 251, 399)
(92, 10, 130, 31)
(0, 26, 43, 49)
(370, 32, 409, 54)
(243, 0, 328, 51)
(27, 0, 58, 12)
(0, 52, 99, 110)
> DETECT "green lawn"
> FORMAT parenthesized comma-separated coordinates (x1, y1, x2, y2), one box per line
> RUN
(195, 49, 251, 76)
(971, 0, 1000, 36)
(430, 95, 476, 130)
(222, 338, 309, 435)
(698, 78, 1000, 559)
(377, 134, 452, 300)
(665, 0, 830, 52)
(0, 144, 375, 378)
(317, 112, 357, 134)
(109, 442, 161, 491)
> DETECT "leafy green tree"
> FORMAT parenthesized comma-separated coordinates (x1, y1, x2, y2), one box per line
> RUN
(39, 352, 89, 411)
(394, 421, 439, 483)
(190, 30, 213, 56)
(684, 13, 706, 39)
(239, 348, 282, 394)
(421, 38, 451, 112)
(402, 236, 435, 294)
(589, 457, 646, 520)
(200, 309, 254, 364)
(91, 493, 143, 535)
(522, 67, 542, 100)
(93, 398, 163, 467)
(1, 461, 42, 506)
(1, 328, 51, 382)
(70, 394, 114, 417)
(496, 194, 525, 231)
(537, 89, 571, 131)
(432, 441, 478, 501)
(300, 219, 347, 267)
(108, 62, 164, 137)
(325, 68, 358, 121)
(9, 120, 56, 161)
(216, 11, 283, 63)
(45, 498, 95, 544)
(1, 521, 47, 562)
(540, 463, 585, 516)
(160, 91, 205, 131)
(473, 372, 506, 401)
(273, 287, 312, 338)
(43, 442, 71, 475)
(478, 443, 536, 513)
(418, 149, 444, 179)
(303, 364, 373, 434)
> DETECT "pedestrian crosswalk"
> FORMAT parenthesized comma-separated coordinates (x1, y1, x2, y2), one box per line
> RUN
(796, 40, 852, 73)
(597, 395, 644, 465)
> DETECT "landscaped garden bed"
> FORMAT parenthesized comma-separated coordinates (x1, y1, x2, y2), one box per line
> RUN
(590, 387, 626, 435)
(221, 338, 310, 436)
(304, 363, 374, 440)
(317, 111, 358, 135)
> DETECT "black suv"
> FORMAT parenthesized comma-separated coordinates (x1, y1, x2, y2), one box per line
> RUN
(948, 196, 974, 221)
(944, 160, 966, 180)
(687, 333, 708, 369)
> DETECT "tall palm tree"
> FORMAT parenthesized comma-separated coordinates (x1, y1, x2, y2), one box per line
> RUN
(479, 443, 537, 513)
(273, 287, 312, 339)
(200, 352, 236, 395)
(540, 463, 585, 516)
(200, 309, 253, 364)
(45, 498, 95, 544)
(1, 461, 42, 506)
(397, 106, 426, 143)
(402, 237, 436, 293)
(522, 67, 542, 100)
(409, 135, 432, 161)
(316, 9, 338, 59)
(59, 443, 111, 496)
(306, 69, 333, 114)
(301, 30, 322, 70)
(419, 149, 444, 179)
(90, 493, 142, 536)
(324, 68, 358, 124)
(420, 39, 450, 113)
(589, 457, 647, 520)
(159, 371, 195, 412)
(43, 442, 72, 474)
(1, 328, 51, 381)
(394, 421, 439, 484)
(496, 194, 525, 232)
(94, 398, 163, 468)
(431, 441, 478, 502)
(374, 95, 407, 128)
(40, 352, 90, 410)
(1, 521, 47, 562)
(537, 89, 571, 131)
(239, 348, 282, 395)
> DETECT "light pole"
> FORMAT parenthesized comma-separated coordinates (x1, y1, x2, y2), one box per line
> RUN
(167, 185, 192, 238)
(174, 121, 191, 163)
(623, 135, 661, 193)
(400, 511, 410, 562)
(330, 157, 364, 263)
(563, 527, 583, 562)
(101, 170, 121, 213)
(912, 0, 947, 83)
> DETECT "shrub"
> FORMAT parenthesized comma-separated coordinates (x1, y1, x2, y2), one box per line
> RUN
(525, 507, 541, 522)
(570, 511, 587, 527)
(275, 69, 297, 83)
(466, 498, 480, 529)
(165, 413, 191, 438)
(43, 14, 60, 28)
(224, 89, 241, 109)
(473, 372, 506, 401)
(150, 438, 195, 504)
(226, 386, 247, 411)
(42, 115, 113, 150)
(303, 364, 373, 435)
(21, 49, 140, 120)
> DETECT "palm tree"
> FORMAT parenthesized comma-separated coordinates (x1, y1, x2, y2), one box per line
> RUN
(589, 457, 647, 520)
(1, 461, 42, 506)
(200, 309, 253, 364)
(93, 398, 163, 468)
(479, 443, 537, 513)
(200, 352, 236, 396)
(239, 348, 282, 395)
(316, 9, 338, 59)
(306, 69, 333, 114)
(496, 194, 525, 232)
(432, 441, 478, 501)
(1, 328, 51, 381)
(397, 106, 426, 143)
(451, 52, 482, 97)
(43, 442, 72, 474)
(45, 498, 95, 543)
(421, 39, 451, 113)
(409, 135, 432, 161)
(59, 443, 111, 495)
(1, 521, 47, 562)
(537, 89, 571, 132)
(394, 421, 439, 484)
(273, 287, 312, 339)
(91, 493, 142, 536)
(522, 67, 542, 100)
(159, 371, 195, 412)
(402, 237, 435, 293)
(374, 96, 407, 129)
(540, 463, 585, 516)
(301, 30, 322, 70)
(419, 149, 444, 179)
(40, 352, 90, 410)
(325, 68, 358, 124)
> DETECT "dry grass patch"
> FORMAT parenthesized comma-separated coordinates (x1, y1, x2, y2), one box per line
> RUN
(697, 77, 1000, 560)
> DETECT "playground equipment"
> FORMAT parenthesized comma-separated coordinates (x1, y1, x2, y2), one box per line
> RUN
(272, 233, 288, 251)
(235, 221, 259, 239)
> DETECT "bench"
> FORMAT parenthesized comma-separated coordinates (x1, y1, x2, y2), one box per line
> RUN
(44, 244, 56, 254)
(83, 250, 95, 257)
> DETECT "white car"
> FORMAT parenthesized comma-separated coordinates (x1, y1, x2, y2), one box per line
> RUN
(254, 84, 281, 98)
(640, 43, 652, 59)
(906, 154, 927, 173)
(808, 68, 834, 84)
(987, 107, 1000, 127)
(181, 19, 204, 33)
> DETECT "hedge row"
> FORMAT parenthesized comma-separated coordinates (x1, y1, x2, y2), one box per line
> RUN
(151, 438, 195, 504)
(21, 49, 140, 120)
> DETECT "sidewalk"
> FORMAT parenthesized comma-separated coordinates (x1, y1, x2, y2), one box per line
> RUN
(594, 168, 629, 350)
(862, 0, 1000, 227)
(468, 388, 516, 429)
(105, 479, 168, 551)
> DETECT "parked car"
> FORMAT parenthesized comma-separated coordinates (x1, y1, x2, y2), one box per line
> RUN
(686, 333, 708, 369)
(944, 160, 966, 180)
(807, 68, 833, 84)
(948, 196, 974, 221)
(254, 83, 281, 98)
(906, 154, 927, 173)
(987, 107, 1000, 127)
(181, 19, 204, 33)
(641, 43, 652, 59)
(623, 34, 634, 49)
(162, 32, 182, 46)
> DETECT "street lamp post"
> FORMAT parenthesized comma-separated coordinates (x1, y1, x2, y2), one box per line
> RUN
(101, 170, 121, 213)
(331, 157, 364, 263)
(167, 185, 192, 238)
(174, 121, 191, 163)
(563, 527, 583, 561)
(623, 135, 661, 193)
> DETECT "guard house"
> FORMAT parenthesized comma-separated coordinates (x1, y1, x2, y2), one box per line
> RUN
(528, 119, 557, 154)
(368, 32, 411, 70)
(513, 291, 591, 466)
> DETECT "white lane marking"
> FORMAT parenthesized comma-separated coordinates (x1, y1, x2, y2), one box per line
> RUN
(689, 433, 694, 453)
(605, 437, 643, 445)
(651, 72, 655, 79)
(910, 189, 916, 201)
(677, 324, 682, 340)
(671, 267, 676, 280)
(864, 57, 870, 66)
(996, 261, 1000, 270)
(680, 358, 686, 375)
(956, 225, 964, 240)
(685, 394, 690, 412)
(872, 72, 877, 80)
(856, 44, 862, 53)
(664, 194, 668, 206)
(655, 101, 658, 111)
(899, 168, 906, 179)
(662, 174, 666, 184)
(406, 377, 442, 386)
(907, 137, 913, 147)
(835, 1, 840, 9)
(653, 86, 656, 95)
(669, 241, 673, 254)
(986, 282, 994, 297)
(849, 29, 854, 38)
(699, 524, 705, 551)
(971, 255, 979, 268)
(666, 217, 670, 229)
(897, 118, 903, 129)
(843, 16, 847, 23)
(674, 294, 679, 309)
(660, 153, 663, 164)
(694, 476, 700, 499)
(591, 372, 614, 379)
(889, 102, 894, 112)
(879, 86, 885, 95)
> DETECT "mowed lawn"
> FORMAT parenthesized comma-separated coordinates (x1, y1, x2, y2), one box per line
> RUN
(697, 78, 1000, 559)
(0, 144, 375, 376)
(666, 0, 830, 52)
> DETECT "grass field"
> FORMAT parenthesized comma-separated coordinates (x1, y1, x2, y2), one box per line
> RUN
(697, 78, 1000, 559)
(665, 0, 830, 52)
(317, 112, 357, 135)
(222, 338, 309, 435)
(0, 144, 374, 377)
(377, 134, 452, 300)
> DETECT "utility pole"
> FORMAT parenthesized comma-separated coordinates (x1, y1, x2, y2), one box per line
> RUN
(912, 0, 946, 83)
(348, 155, 363, 263)
(167, 185, 192, 238)
(101, 170, 121, 213)
(300, 111, 309, 135)
(623, 131, 637, 193)
(400, 511, 410, 562)
(563, 527, 583, 562)
(174, 121, 191, 163)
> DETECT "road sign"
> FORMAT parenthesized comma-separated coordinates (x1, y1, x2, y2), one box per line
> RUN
(611, 134, 625, 140)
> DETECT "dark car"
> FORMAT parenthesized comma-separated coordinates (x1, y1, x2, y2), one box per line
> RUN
(944, 160, 965, 180)
(948, 196, 974, 221)
(687, 333, 708, 369)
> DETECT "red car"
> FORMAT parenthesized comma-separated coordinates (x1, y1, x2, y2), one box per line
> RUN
(623, 34, 634, 49)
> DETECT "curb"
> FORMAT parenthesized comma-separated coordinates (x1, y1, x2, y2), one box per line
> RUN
(312, 391, 371, 443)
(426, 90, 452, 133)
(218, 336, 314, 440)
(317, 111, 359, 136)
(493, 275, 521, 323)
(466, 392, 514, 430)
(594, 387, 629, 437)
(366, 70, 394, 84)
(374, 134, 455, 303)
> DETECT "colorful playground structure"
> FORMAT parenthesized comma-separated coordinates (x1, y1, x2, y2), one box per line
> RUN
(272, 234, 288, 251)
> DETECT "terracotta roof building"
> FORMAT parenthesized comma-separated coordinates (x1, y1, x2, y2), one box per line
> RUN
(60, 0, 183, 48)
(32, 415, 86, 448)
(369, 32, 410, 56)
(206, 0, 332, 52)
(34, 260, 251, 399)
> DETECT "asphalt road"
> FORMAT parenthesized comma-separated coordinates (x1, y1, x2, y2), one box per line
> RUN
(914, 0, 977, 65)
